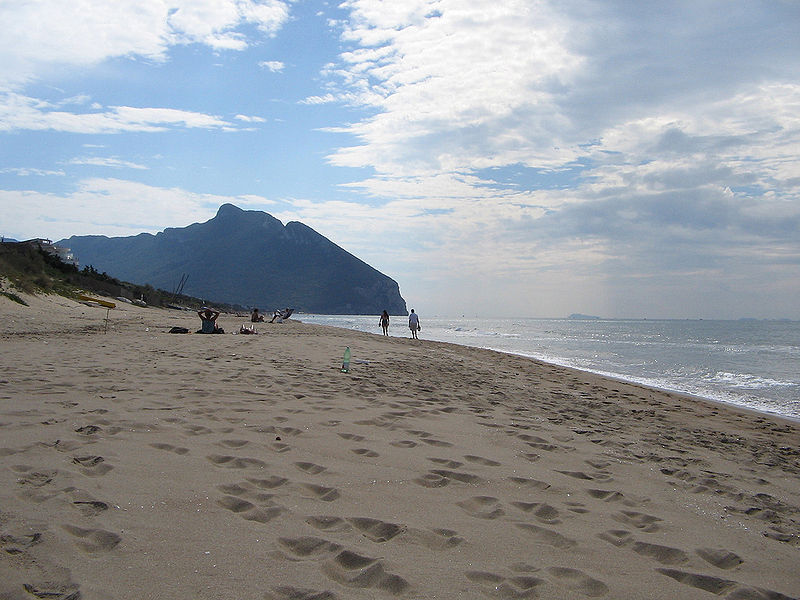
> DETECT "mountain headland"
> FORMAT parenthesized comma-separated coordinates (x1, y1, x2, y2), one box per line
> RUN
(61, 204, 407, 315)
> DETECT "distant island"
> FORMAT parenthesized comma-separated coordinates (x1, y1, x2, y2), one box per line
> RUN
(568, 313, 602, 320)
(60, 204, 408, 315)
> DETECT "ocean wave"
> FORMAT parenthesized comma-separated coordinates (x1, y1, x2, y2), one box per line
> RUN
(709, 371, 794, 389)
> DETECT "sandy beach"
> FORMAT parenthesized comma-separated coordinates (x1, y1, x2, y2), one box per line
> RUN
(1, 293, 798, 600)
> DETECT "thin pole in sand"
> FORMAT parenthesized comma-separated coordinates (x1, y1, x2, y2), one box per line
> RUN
(104, 308, 110, 333)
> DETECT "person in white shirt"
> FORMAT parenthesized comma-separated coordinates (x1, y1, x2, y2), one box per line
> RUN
(408, 309, 420, 339)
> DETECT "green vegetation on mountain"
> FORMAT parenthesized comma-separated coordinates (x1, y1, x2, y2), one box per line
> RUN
(0, 241, 242, 311)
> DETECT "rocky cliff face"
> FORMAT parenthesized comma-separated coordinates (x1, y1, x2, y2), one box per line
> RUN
(61, 204, 408, 315)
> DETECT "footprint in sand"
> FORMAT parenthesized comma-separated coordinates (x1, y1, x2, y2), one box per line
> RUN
(183, 424, 214, 436)
(14, 467, 57, 487)
(517, 434, 559, 452)
(217, 495, 283, 524)
(14, 468, 65, 502)
(0, 531, 42, 555)
(61, 524, 121, 553)
(69, 488, 110, 517)
(420, 438, 453, 448)
(656, 569, 738, 596)
(585, 460, 612, 470)
(206, 454, 268, 469)
(305, 516, 352, 533)
(72, 455, 114, 476)
(247, 476, 289, 489)
(295, 462, 328, 475)
(463, 455, 501, 466)
(390, 440, 417, 448)
(565, 501, 590, 514)
(22, 581, 82, 600)
(351, 448, 379, 458)
(297, 483, 340, 502)
(586, 489, 625, 502)
(631, 541, 689, 565)
(348, 517, 406, 542)
(412, 473, 448, 488)
(457, 496, 505, 520)
(427, 457, 463, 468)
(217, 439, 250, 449)
(150, 442, 189, 455)
(402, 528, 463, 551)
(415, 468, 484, 488)
(71, 455, 107, 468)
(321, 549, 409, 595)
(74, 425, 101, 435)
(264, 586, 338, 600)
(515, 524, 576, 549)
(432, 469, 482, 484)
(510, 502, 561, 524)
(50, 440, 82, 453)
(555, 470, 595, 481)
(546, 566, 609, 597)
(465, 570, 543, 599)
(276, 536, 342, 560)
(508, 476, 551, 491)
(278, 427, 303, 437)
(597, 529, 634, 547)
(269, 442, 292, 453)
(72, 500, 109, 517)
(728, 587, 796, 600)
(217, 482, 275, 504)
(612, 510, 662, 533)
(695, 547, 743, 570)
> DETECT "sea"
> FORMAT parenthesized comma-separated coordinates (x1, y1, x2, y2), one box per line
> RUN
(298, 314, 800, 422)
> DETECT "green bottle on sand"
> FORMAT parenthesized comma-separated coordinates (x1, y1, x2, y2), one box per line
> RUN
(341, 346, 351, 373)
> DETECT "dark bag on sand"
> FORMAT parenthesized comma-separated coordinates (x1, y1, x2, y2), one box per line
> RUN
(169, 326, 190, 334)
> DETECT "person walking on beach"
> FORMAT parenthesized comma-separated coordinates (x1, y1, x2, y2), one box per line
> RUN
(379, 310, 390, 336)
(408, 309, 420, 339)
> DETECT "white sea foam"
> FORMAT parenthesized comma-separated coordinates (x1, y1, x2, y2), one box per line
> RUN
(709, 372, 793, 389)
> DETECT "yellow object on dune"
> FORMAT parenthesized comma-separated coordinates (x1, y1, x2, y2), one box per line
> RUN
(78, 295, 116, 309)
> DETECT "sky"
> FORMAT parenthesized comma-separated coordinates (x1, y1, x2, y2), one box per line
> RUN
(1, 0, 799, 319)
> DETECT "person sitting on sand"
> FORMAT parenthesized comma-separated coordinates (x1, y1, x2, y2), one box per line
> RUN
(380, 310, 390, 336)
(408, 309, 420, 339)
(251, 308, 264, 322)
(197, 308, 224, 334)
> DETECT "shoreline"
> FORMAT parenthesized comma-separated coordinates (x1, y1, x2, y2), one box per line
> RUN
(1, 293, 799, 599)
(308, 319, 800, 428)
(489, 347, 800, 427)
(299, 314, 800, 423)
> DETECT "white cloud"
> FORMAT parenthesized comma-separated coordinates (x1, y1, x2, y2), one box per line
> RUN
(327, 0, 584, 175)
(259, 61, 285, 72)
(0, 93, 237, 133)
(307, 0, 800, 317)
(67, 157, 149, 170)
(0, 179, 275, 241)
(0, 0, 291, 89)
(234, 114, 267, 123)
(300, 94, 339, 105)
(0, 167, 65, 177)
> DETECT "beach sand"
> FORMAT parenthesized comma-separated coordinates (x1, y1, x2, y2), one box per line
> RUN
(1, 293, 798, 600)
